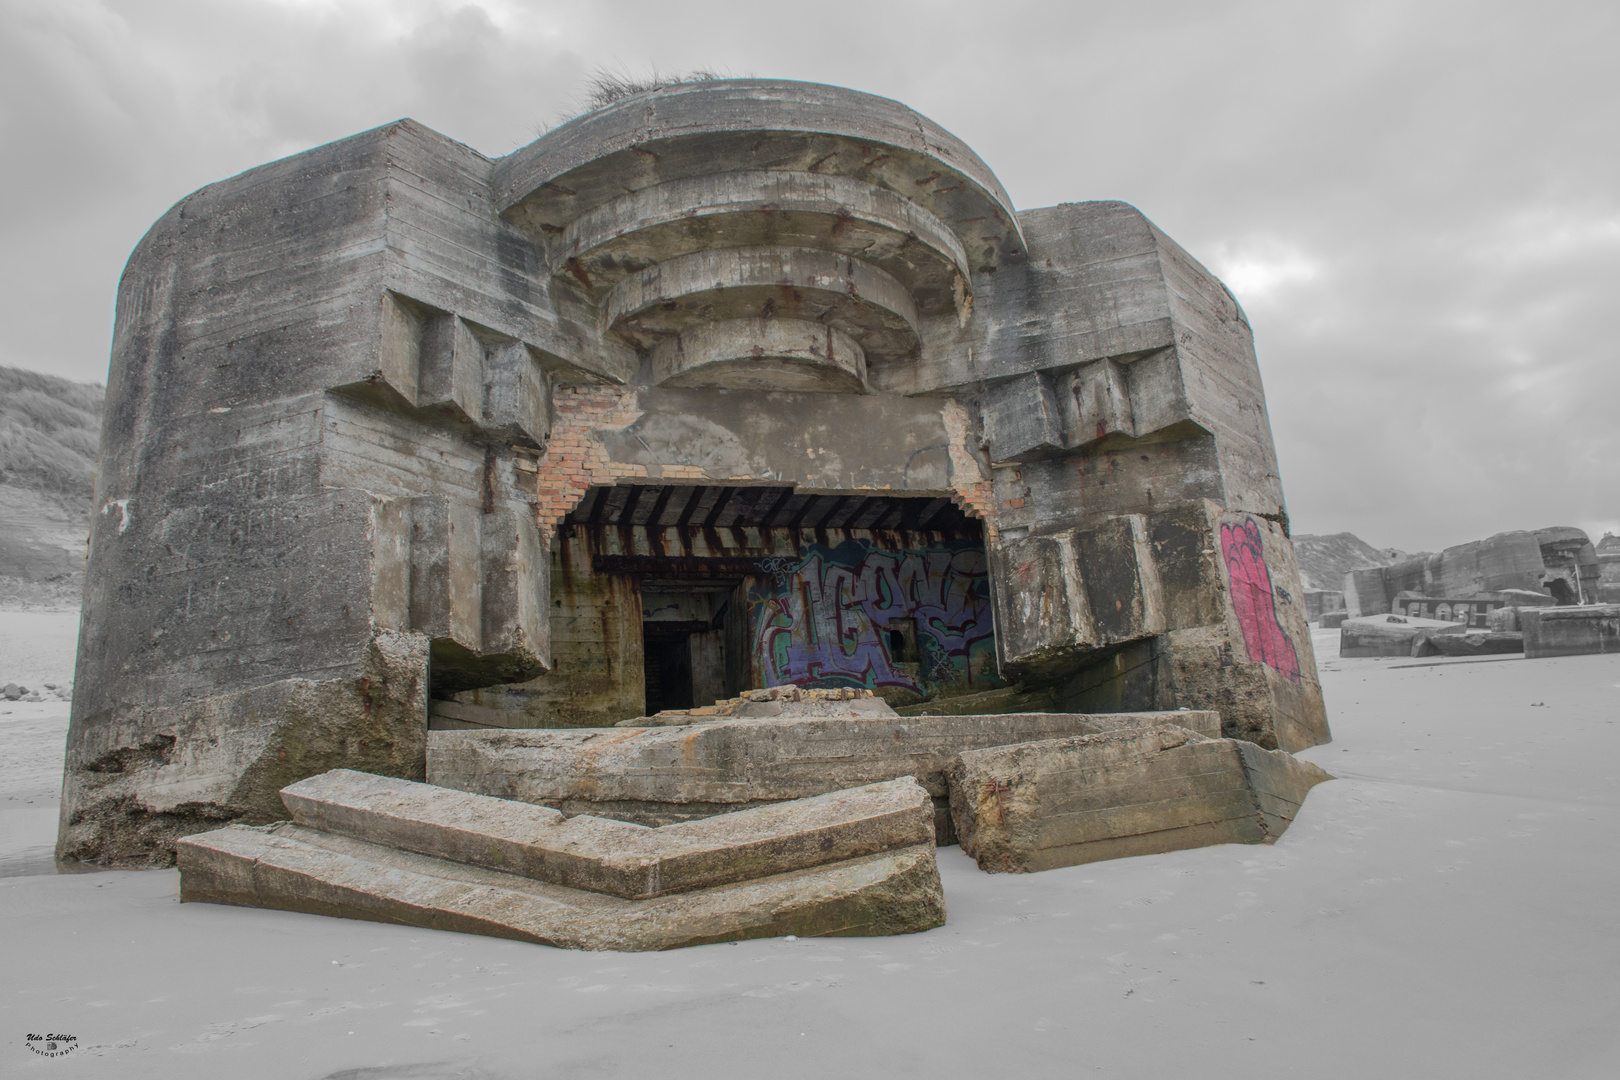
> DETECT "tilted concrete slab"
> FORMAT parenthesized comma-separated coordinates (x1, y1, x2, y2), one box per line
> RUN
(426, 711, 1222, 841)
(948, 726, 1332, 873)
(1340, 614, 1467, 657)
(177, 824, 944, 951)
(280, 770, 934, 900)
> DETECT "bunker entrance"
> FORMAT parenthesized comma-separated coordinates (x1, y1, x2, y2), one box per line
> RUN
(558, 483, 1002, 717)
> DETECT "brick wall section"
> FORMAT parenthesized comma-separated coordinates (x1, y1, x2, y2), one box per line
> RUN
(533, 386, 999, 540)
(532, 387, 703, 540)
(942, 401, 996, 537)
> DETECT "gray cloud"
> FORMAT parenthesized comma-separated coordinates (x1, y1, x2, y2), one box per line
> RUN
(2, 0, 1613, 550)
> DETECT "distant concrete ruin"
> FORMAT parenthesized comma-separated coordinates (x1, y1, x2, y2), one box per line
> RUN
(1333, 527, 1618, 661)
(60, 79, 1328, 868)
(1344, 527, 1601, 617)
(1597, 533, 1620, 603)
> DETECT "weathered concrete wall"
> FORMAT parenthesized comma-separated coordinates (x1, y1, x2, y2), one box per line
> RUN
(67, 80, 1327, 862)
(1304, 589, 1345, 621)
(63, 122, 557, 865)
(989, 500, 1325, 750)
(435, 527, 644, 730)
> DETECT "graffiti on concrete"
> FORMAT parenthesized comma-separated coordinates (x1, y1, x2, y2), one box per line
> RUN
(1220, 518, 1302, 683)
(1392, 596, 1502, 628)
(749, 538, 999, 695)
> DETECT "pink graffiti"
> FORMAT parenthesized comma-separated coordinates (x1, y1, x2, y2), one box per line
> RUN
(1220, 518, 1302, 683)
(753, 546, 993, 692)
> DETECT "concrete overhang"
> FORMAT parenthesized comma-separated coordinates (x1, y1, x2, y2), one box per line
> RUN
(492, 79, 1025, 274)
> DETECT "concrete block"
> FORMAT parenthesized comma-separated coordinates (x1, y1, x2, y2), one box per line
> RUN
(409, 495, 482, 651)
(1343, 567, 1392, 617)
(1060, 357, 1136, 449)
(989, 516, 1166, 678)
(988, 532, 1092, 670)
(177, 825, 945, 950)
(980, 371, 1064, 464)
(481, 341, 551, 449)
(417, 314, 485, 425)
(1340, 614, 1466, 658)
(279, 769, 934, 900)
(1520, 604, 1620, 659)
(1304, 589, 1346, 622)
(476, 507, 549, 678)
(427, 710, 1222, 837)
(1319, 610, 1349, 629)
(947, 726, 1331, 873)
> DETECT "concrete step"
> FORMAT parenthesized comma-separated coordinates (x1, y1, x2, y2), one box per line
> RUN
(176, 824, 945, 951)
(948, 725, 1332, 873)
(279, 769, 934, 900)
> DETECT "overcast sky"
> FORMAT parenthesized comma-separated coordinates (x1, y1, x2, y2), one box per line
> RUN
(2, 0, 1614, 551)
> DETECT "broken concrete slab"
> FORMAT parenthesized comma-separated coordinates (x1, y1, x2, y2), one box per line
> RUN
(279, 769, 934, 900)
(615, 687, 898, 727)
(1340, 614, 1467, 658)
(1411, 631, 1524, 658)
(427, 710, 1223, 843)
(1520, 604, 1620, 659)
(947, 726, 1331, 873)
(177, 824, 944, 950)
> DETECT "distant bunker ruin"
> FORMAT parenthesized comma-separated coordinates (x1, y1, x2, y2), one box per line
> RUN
(61, 79, 1329, 870)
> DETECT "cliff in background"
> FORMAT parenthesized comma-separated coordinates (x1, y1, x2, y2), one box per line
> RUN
(1292, 532, 1429, 591)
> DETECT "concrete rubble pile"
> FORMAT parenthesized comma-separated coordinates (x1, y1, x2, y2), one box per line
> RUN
(178, 700, 1333, 946)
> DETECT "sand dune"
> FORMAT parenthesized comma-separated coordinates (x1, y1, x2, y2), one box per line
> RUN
(2, 626, 1616, 1078)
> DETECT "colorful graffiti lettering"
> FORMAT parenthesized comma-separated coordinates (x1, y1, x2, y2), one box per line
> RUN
(1220, 518, 1302, 683)
(749, 538, 999, 695)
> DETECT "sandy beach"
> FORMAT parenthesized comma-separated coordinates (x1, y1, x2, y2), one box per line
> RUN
(2, 624, 1616, 1078)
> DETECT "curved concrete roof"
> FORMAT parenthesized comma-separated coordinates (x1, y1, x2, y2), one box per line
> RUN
(493, 79, 1024, 275)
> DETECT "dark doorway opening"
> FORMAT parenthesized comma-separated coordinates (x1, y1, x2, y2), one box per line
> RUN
(642, 632, 694, 714)
(641, 581, 738, 713)
(558, 482, 996, 719)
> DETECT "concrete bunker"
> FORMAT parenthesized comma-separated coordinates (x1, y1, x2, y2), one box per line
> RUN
(61, 78, 1331, 868)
